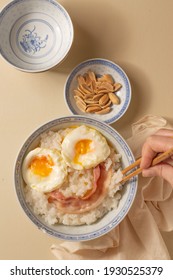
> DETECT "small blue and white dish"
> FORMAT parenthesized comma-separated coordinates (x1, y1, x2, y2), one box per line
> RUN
(0, 0, 74, 72)
(14, 116, 137, 241)
(64, 59, 131, 124)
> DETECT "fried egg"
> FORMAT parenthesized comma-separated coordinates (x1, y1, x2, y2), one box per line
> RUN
(22, 148, 67, 192)
(61, 125, 110, 170)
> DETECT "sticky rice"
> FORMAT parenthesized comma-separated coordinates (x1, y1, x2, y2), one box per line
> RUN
(24, 128, 123, 226)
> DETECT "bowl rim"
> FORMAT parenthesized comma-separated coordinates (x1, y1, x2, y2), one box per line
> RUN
(0, 0, 74, 72)
(64, 58, 131, 124)
(14, 115, 137, 241)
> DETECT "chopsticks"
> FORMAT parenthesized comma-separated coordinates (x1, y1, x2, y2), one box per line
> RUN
(120, 147, 173, 185)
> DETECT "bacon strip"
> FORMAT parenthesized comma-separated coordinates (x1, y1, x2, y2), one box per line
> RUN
(47, 164, 112, 214)
(48, 165, 100, 202)
(81, 164, 100, 200)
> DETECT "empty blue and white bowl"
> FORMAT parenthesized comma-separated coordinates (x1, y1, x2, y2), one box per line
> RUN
(0, 0, 74, 72)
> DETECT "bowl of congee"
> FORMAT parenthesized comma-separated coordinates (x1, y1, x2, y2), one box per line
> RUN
(14, 116, 137, 241)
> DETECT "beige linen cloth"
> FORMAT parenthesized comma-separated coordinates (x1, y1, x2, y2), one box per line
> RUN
(51, 115, 173, 260)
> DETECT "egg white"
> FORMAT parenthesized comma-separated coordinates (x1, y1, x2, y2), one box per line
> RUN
(61, 125, 110, 170)
(22, 147, 67, 192)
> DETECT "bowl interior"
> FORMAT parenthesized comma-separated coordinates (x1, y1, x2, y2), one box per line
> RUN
(15, 116, 137, 241)
(64, 59, 131, 124)
(0, 0, 73, 72)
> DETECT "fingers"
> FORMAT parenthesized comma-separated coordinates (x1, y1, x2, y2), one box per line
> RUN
(140, 128, 173, 187)
(154, 128, 173, 137)
(140, 133, 173, 169)
(142, 163, 173, 187)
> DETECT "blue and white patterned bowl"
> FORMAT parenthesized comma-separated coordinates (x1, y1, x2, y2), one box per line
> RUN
(64, 59, 131, 124)
(14, 116, 137, 241)
(0, 0, 73, 72)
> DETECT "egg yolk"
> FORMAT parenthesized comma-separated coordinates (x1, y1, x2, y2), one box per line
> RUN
(74, 139, 92, 165)
(29, 155, 54, 177)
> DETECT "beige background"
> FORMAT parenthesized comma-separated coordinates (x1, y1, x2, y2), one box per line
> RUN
(0, 0, 173, 259)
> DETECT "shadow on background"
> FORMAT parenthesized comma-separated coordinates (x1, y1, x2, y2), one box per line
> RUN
(51, 0, 153, 138)
(51, 0, 128, 74)
(111, 62, 153, 138)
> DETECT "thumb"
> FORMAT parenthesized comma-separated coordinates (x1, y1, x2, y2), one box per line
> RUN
(142, 163, 173, 187)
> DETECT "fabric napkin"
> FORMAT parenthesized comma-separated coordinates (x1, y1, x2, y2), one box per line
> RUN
(51, 115, 173, 260)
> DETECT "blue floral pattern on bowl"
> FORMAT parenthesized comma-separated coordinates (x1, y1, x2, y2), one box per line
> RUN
(0, 0, 74, 72)
(20, 26, 48, 54)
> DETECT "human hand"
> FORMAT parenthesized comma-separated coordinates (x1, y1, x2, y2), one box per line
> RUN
(140, 129, 173, 187)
